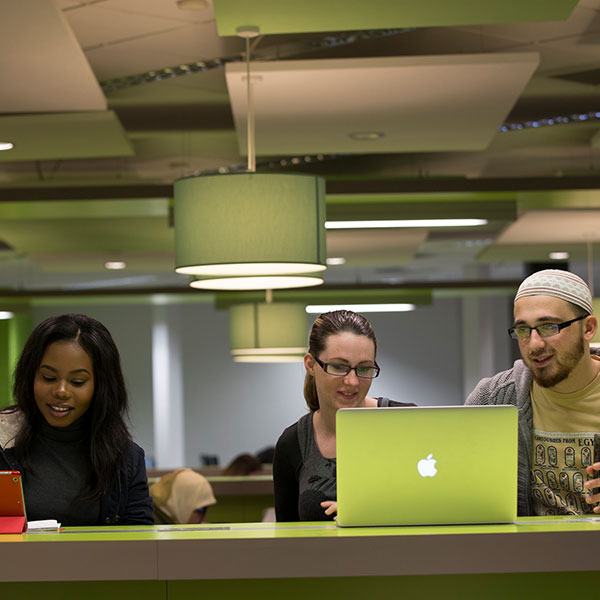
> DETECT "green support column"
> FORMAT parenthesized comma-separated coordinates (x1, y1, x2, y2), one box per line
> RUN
(0, 313, 32, 409)
(0, 319, 10, 409)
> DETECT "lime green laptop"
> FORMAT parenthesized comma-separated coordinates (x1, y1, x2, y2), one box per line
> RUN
(336, 405, 518, 527)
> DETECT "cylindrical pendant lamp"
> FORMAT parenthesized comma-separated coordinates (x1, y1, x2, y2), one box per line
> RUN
(190, 274, 323, 291)
(229, 302, 308, 362)
(174, 172, 327, 277)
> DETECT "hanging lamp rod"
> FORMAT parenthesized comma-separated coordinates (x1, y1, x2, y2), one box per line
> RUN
(237, 26, 260, 173)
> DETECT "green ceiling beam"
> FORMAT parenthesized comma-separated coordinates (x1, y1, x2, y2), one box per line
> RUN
(214, 0, 577, 36)
(214, 288, 432, 310)
(0, 199, 169, 220)
(518, 190, 600, 210)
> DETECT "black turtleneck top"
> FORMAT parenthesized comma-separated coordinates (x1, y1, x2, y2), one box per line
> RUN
(22, 417, 100, 525)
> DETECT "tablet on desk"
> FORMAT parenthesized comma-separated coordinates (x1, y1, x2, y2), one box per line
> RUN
(0, 470, 28, 533)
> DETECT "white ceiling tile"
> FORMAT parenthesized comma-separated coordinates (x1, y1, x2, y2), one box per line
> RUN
(0, 0, 105, 112)
(84, 23, 243, 80)
(327, 229, 426, 266)
(496, 210, 600, 244)
(226, 54, 539, 156)
(105, 70, 230, 106)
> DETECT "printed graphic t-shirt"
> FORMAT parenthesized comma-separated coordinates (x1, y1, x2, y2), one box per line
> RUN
(531, 357, 600, 516)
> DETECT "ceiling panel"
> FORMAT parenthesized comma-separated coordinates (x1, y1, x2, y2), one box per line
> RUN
(214, 0, 578, 36)
(226, 53, 540, 156)
(0, 216, 172, 254)
(106, 70, 230, 107)
(326, 229, 427, 266)
(478, 242, 600, 263)
(0, 0, 105, 112)
(0, 112, 133, 162)
(494, 209, 600, 243)
(458, 5, 600, 47)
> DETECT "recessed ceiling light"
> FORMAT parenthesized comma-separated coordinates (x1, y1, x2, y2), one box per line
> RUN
(326, 257, 346, 266)
(325, 219, 487, 229)
(306, 304, 415, 313)
(348, 132, 384, 141)
(105, 261, 127, 270)
(0, 142, 14, 151)
(549, 251, 569, 260)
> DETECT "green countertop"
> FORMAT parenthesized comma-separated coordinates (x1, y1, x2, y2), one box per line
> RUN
(5, 515, 600, 542)
(2, 517, 600, 583)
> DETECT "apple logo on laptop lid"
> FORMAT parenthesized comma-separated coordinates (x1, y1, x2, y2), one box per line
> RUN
(417, 453, 437, 478)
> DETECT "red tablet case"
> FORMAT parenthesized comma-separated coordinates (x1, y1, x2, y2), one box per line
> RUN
(0, 471, 27, 533)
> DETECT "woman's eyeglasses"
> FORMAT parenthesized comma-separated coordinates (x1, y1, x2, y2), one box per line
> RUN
(311, 355, 380, 379)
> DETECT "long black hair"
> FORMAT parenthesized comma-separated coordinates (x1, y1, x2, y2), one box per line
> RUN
(11, 313, 131, 499)
(303, 310, 377, 411)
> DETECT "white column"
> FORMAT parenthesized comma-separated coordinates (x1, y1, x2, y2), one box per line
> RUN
(152, 304, 185, 468)
(462, 295, 496, 401)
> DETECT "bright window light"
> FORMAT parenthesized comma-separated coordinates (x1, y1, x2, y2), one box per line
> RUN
(325, 219, 487, 229)
(306, 304, 415, 313)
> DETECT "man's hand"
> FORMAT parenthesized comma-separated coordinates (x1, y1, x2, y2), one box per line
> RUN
(320, 500, 338, 519)
(584, 462, 600, 513)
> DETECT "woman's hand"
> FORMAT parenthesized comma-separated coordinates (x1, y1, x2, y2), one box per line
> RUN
(320, 500, 338, 519)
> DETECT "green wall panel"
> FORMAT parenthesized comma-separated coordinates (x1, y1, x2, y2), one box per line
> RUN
(1, 581, 165, 600)
(169, 571, 600, 600)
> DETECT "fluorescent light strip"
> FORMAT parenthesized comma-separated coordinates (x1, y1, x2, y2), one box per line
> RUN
(233, 355, 305, 363)
(105, 261, 127, 270)
(232, 347, 306, 356)
(0, 311, 14, 320)
(306, 303, 415, 314)
(325, 219, 487, 229)
(549, 252, 569, 260)
(326, 257, 346, 266)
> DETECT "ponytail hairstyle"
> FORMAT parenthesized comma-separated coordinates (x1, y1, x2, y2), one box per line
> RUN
(12, 313, 131, 500)
(303, 310, 377, 411)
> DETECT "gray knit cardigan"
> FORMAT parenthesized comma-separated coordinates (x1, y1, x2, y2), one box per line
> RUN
(465, 359, 534, 516)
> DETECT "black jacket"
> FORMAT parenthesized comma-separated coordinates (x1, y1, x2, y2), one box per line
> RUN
(0, 426, 153, 526)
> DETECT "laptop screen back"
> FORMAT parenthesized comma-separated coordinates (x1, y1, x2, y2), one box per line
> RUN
(336, 405, 518, 527)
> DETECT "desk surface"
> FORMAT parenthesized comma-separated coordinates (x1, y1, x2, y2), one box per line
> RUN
(1, 517, 600, 582)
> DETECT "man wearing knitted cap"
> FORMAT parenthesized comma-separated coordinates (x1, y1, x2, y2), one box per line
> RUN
(466, 269, 600, 516)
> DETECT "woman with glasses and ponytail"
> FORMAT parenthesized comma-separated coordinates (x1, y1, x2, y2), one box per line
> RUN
(273, 310, 414, 521)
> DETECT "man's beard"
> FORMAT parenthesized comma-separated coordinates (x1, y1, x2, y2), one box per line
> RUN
(527, 337, 585, 388)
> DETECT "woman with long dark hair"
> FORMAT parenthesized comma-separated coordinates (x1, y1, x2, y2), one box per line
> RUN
(273, 310, 414, 522)
(0, 313, 153, 525)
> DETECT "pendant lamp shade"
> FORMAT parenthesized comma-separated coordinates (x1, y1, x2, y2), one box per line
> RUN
(174, 172, 327, 277)
(229, 302, 308, 362)
(190, 275, 323, 291)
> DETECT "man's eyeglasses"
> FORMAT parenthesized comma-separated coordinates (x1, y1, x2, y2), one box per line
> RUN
(508, 315, 586, 340)
(311, 355, 380, 379)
